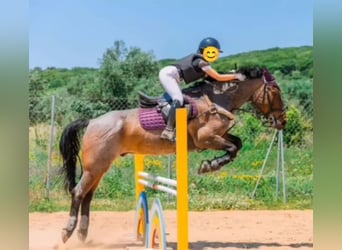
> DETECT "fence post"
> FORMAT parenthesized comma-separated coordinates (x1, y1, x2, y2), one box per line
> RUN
(280, 130, 287, 203)
(45, 95, 56, 200)
(252, 129, 287, 203)
(176, 108, 189, 250)
(135, 154, 145, 202)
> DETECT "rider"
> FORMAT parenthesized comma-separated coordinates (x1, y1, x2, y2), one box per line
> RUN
(159, 37, 246, 142)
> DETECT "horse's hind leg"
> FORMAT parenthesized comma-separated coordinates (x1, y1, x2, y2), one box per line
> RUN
(77, 175, 103, 242)
(62, 170, 102, 243)
(76, 190, 93, 242)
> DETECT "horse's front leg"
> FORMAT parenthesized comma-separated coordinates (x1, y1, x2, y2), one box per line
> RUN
(198, 153, 231, 174)
(198, 133, 243, 173)
(193, 130, 239, 174)
(223, 133, 243, 156)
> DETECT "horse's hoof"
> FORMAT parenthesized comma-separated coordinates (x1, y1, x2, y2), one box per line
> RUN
(61, 229, 72, 243)
(198, 160, 211, 174)
(77, 229, 88, 242)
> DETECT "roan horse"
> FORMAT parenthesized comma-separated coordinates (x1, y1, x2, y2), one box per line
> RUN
(59, 67, 286, 243)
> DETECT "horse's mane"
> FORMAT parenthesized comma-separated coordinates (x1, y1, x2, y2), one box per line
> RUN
(182, 65, 277, 96)
(182, 80, 207, 97)
(236, 66, 264, 79)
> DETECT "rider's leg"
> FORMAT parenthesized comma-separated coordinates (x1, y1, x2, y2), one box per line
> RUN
(159, 66, 183, 142)
(160, 99, 181, 141)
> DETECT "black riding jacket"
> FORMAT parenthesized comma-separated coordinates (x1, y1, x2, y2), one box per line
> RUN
(174, 54, 207, 83)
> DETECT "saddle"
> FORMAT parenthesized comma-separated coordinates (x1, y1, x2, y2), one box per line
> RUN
(138, 91, 198, 131)
(139, 92, 170, 109)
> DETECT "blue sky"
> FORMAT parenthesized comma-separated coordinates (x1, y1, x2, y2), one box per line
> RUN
(29, 0, 313, 69)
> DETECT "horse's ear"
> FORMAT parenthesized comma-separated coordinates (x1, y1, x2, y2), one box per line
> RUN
(263, 68, 275, 81)
(263, 68, 281, 90)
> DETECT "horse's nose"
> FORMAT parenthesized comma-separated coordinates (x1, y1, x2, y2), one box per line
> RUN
(274, 119, 286, 130)
(277, 120, 287, 130)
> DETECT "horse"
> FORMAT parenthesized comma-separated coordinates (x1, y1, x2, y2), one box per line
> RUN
(59, 66, 286, 243)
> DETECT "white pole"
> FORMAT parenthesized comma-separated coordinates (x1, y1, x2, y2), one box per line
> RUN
(139, 172, 177, 187)
(276, 130, 281, 198)
(46, 95, 56, 199)
(280, 130, 287, 203)
(167, 155, 173, 202)
(138, 180, 177, 196)
(251, 129, 278, 199)
(252, 129, 287, 203)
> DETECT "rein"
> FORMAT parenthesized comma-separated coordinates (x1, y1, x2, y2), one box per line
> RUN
(191, 94, 236, 131)
(253, 81, 284, 114)
(233, 81, 284, 127)
(203, 94, 235, 120)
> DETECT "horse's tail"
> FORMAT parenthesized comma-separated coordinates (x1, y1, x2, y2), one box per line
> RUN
(59, 118, 89, 194)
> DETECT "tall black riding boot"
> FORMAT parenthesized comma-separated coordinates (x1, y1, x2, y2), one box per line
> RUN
(160, 100, 181, 142)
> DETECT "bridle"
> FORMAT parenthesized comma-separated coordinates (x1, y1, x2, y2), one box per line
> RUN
(251, 78, 286, 127)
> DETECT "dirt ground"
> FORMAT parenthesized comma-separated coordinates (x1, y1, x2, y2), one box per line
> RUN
(29, 210, 313, 250)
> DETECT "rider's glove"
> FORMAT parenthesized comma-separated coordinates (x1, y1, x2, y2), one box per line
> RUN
(234, 73, 246, 81)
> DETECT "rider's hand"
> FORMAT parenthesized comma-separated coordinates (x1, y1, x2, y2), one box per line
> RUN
(234, 73, 246, 81)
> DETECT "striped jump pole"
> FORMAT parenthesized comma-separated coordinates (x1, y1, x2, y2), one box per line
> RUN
(134, 108, 189, 250)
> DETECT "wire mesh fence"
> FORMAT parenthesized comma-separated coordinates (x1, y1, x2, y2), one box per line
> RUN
(29, 94, 313, 208)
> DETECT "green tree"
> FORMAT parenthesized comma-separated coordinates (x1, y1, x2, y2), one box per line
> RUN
(29, 69, 48, 124)
(98, 40, 160, 103)
(281, 78, 313, 116)
(99, 40, 130, 100)
(284, 105, 309, 146)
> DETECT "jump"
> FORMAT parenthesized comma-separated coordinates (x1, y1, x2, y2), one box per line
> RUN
(58, 66, 287, 243)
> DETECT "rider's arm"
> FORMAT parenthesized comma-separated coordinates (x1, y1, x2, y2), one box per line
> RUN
(202, 66, 239, 82)
(198, 60, 245, 82)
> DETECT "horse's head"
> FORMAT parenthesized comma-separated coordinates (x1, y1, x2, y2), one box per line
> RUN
(184, 66, 287, 130)
(236, 66, 287, 130)
(249, 68, 287, 130)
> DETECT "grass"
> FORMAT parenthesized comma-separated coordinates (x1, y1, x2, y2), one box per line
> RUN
(29, 151, 313, 212)
(29, 124, 313, 212)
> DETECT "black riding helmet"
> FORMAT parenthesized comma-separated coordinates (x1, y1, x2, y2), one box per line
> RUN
(198, 37, 223, 53)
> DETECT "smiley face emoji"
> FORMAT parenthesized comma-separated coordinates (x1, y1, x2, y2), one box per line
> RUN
(202, 46, 220, 62)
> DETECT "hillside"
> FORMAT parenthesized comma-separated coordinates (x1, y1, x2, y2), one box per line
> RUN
(159, 46, 313, 77)
(30, 46, 313, 92)
(29, 45, 313, 125)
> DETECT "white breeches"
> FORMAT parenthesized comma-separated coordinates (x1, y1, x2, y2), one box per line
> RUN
(159, 65, 183, 105)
